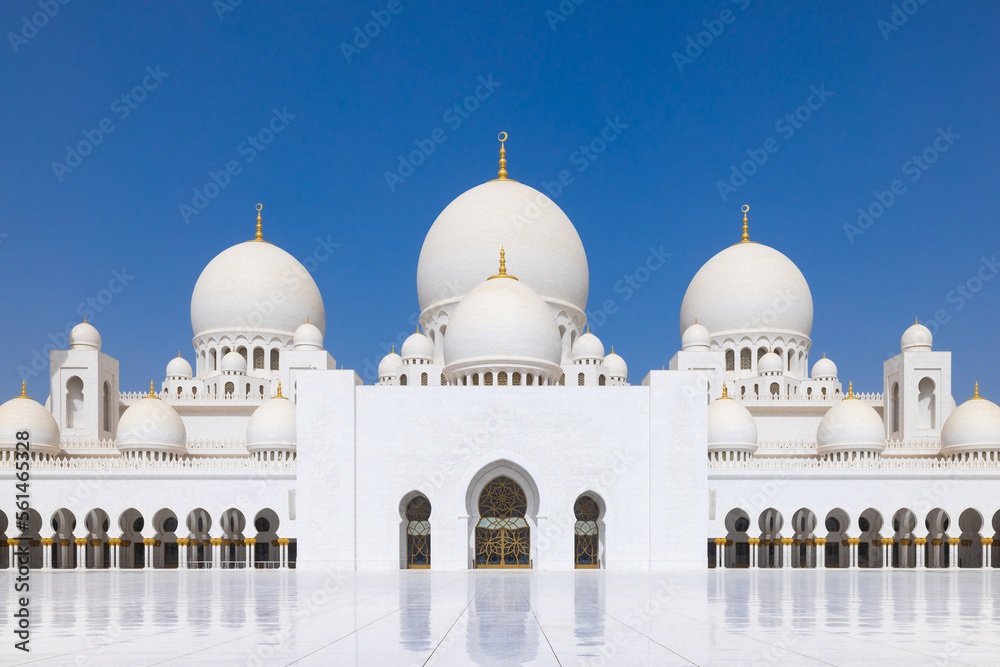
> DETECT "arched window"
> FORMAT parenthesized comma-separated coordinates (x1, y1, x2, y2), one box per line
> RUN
(400, 374, 408, 386)
(559, 374, 565, 386)
(740, 349, 751, 370)
(224, 382, 234, 396)
(754, 384, 759, 396)
(892, 382, 900, 432)
(441, 374, 446, 385)
(578, 373, 585, 386)
(270, 349, 279, 371)
(253, 347, 264, 370)
(787, 351, 793, 372)
(420, 372, 428, 386)
(192, 386, 197, 396)
(526, 374, 533, 386)
(484, 372, 493, 386)
(599, 375, 606, 386)
(472, 374, 479, 386)
(210, 349, 217, 371)
(462, 376, 467, 386)
(475, 476, 529, 568)
(498, 371, 508, 386)
(66, 376, 84, 428)
(238, 346, 247, 361)
(102, 381, 110, 432)
(512, 372, 521, 386)
(821, 387, 827, 397)
(770, 382, 779, 396)
(574, 495, 600, 568)
(221, 346, 231, 359)
(918, 377, 936, 429)
(725, 350, 735, 372)
(741, 386, 746, 398)
(807, 387, 813, 397)
(405, 495, 431, 569)
(259, 385, 264, 397)
(245, 383, 251, 395)
(177, 387, 182, 397)
(757, 347, 767, 362)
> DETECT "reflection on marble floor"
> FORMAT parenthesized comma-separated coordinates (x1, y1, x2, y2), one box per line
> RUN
(0, 569, 996, 665)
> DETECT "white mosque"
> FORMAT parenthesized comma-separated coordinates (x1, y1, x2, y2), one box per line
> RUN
(2, 136, 999, 574)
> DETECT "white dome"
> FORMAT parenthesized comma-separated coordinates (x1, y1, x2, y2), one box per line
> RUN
(707, 393, 758, 452)
(444, 269, 562, 379)
(401, 331, 434, 362)
(246, 395, 296, 452)
(191, 239, 325, 342)
(69, 320, 101, 350)
(811, 355, 837, 380)
(816, 395, 885, 454)
(117, 396, 186, 453)
(681, 321, 711, 350)
(758, 351, 783, 375)
(166, 355, 193, 379)
(573, 330, 605, 361)
(221, 351, 247, 374)
(604, 350, 628, 380)
(417, 180, 589, 317)
(293, 320, 324, 350)
(680, 241, 813, 340)
(0, 385, 60, 454)
(941, 389, 1000, 454)
(378, 349, 402, 378)
(901, 321, 932, 352)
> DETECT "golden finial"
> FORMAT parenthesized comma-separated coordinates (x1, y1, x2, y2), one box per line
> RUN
(83, 315, 87, 323)
(392, 345, 395, 354)
(611, 345, 614, 354)
(177, 351, 181, 358)
(915, 317, 919, 325)
(973, 381, 982, 400)
(497, 132, 508, 180)
(694, 317, 698, 325)
(720, 383, 730, 399)
(20, 380, 27, 399)
(276, 381, 285, 399)
(846, 381, 855, 399)
(148, 380, 158, 399)
(306, 316, 310, 324)
(587, 325, 590, 334)
(740, 205, 750, 243)
(488, 246, 518, 280)
(255, 203, 263, 241)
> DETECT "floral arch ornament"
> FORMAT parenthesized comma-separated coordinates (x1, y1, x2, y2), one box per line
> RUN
(405, 495, 431, 568)
(574, 495, 600, 568)
(475, 476, 530, 568)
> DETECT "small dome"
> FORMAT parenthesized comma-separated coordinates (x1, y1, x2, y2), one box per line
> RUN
(378, 349, 402, 378)
(246, 394, 296, 452)
(605, 349, 627, 380)
(707, 391, 758, 452)
(758, 351, 783, 375)
(0, 384, 60, 454)
(811, 355, 837, 380)
(69, 320, 101, 350)
(117, 395, 186, 453)
(681, 321, 711, 350)
(166, 355, 193, 379)
(293, 320, 324, 350)
(444, 255, 562, 380)
(901, 321, 932, 352)
(401, 331, 434, 362)
(941, 386, 1000, 454)
(573, 329, 605, 361)
(816, 392, 885, 454)
(221, 351, 247, 374)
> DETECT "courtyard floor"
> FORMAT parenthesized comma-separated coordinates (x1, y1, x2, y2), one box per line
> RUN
(0, 568, 997, 665)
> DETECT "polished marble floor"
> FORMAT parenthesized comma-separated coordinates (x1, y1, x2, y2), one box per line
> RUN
(1, 568, 998, 665)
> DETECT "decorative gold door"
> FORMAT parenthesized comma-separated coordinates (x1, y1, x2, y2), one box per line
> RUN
(406, 495, 431, 569)
(574, 495, 599, 568)
(475, 476, 530, 568)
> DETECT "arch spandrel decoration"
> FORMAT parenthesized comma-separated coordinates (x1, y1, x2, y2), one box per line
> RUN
(475, 476, 530, 568)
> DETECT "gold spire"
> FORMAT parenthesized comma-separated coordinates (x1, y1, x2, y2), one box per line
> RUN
(276, 381, 285, 399)
(611, 345, 614, 354)
(19, 380, 28, 399)
(177, 351, 181, 358)
(720, 383, 730, 399)
(915, 317, 919, 325)
(306, 316, 310, 324)
(255, 203, 263, 241)
(83, 315, 87, 323)
(391, 345, 395, 354)
(740, 205, 750, 243)
(148, 381, 159, 399)
(497, 132, 508, 180)
(587, 325, 590, 334)
(488, 246, 517, 280)
(695, 317, 698, 325)
(846, 381, 855, 399)
(973, 381, 982, 400)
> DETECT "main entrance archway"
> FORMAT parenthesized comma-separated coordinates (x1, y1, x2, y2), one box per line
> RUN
(475, 476, 530, 568)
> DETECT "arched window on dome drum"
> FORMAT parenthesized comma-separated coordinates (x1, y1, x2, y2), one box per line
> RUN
(405, 495, 431, 569)
(210, 349, 217, 371)
(441, 374, 446, 385)
(253, 347, 264, 370)
(770, 382, 779, 397)
(757, 347, 767, 362)
(238, 347, 247, 361)
(400, 374, 408, 386)
(578, 373, 585, 386)
(102, 382, 110, 432)
(485, 372, 493, 386)
(574, 495, 600, 568)
(221, 346, 231, 358)
(270, 349, 279, 371)
(892, 383, 900, 432)
(512, 372, 521, 386)
(462, 376, 467, 386)
(599, 375, 606, 386)
(498, 372, 508, 386)
(559, 374, 565, 386)
(472, 374, 479, 386)
(526, 374, 533, 386)
(787, 351, 793, 372)
(224, 382, 234, 397)
(740, 349, 751, 370)
(726, 350, 735, 372)
(420, 372, 428, 386)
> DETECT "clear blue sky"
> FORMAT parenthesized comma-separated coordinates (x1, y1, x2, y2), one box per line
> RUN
(2, 1, 998, 401)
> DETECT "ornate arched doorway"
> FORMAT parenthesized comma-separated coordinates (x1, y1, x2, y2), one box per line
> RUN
(475, 476, 530, 568)
(574, 495, 600, 569)
(405, 495, 431, 569)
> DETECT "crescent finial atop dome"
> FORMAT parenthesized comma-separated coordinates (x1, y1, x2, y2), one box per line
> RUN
(255, 203, 263, 241)
(740, 204, 750, 243)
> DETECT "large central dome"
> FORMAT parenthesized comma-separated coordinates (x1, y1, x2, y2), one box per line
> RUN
(417, 180, 589, 317)
(191, 239, 325, 341)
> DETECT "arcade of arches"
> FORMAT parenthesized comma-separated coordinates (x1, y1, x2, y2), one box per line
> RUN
(712, 506, 1000, 570)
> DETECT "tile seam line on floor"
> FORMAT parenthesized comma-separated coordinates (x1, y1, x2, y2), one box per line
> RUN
(283, 606, 407, 666)
(519, 584, 563, 667)
(421, 590, 481, 666)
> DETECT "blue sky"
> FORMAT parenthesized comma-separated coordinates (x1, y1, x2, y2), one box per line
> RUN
(1, 1, 998, 401)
